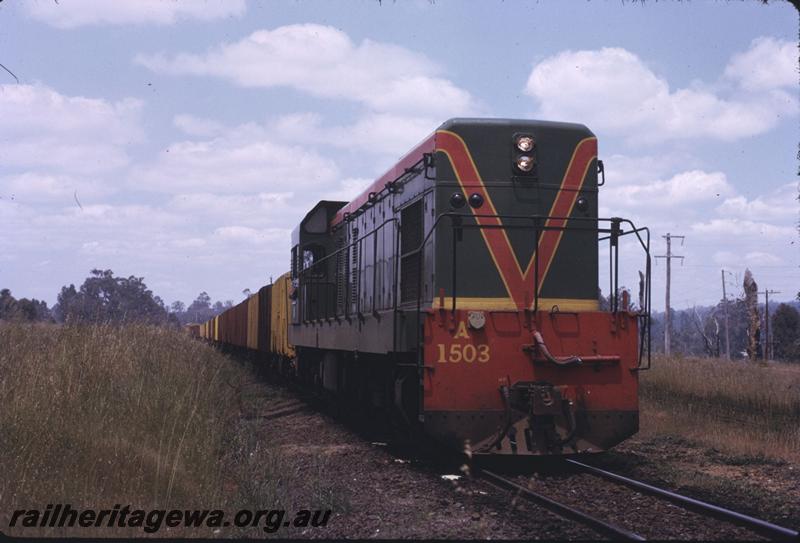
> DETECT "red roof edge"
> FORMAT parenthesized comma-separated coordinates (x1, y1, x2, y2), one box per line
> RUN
(330, 131, 437, 227)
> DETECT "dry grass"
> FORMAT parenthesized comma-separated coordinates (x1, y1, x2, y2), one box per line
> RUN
(0, 323, 347, 538)
(640, 355, 800, 462)
(0, 323, 248, 536)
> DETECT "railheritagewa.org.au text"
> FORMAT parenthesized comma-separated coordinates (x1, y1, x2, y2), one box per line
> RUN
(9, 504, 331, 533)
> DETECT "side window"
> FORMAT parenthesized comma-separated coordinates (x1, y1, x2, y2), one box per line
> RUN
(302, 244, 325, 276)
(291, 245, 298, 279)
(303, 248, 315, 269)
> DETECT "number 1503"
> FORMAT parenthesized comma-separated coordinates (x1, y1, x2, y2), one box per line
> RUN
(436, 343, 490, 363)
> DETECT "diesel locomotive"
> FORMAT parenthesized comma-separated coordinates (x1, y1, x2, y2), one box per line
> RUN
(199, 118, 652, 457)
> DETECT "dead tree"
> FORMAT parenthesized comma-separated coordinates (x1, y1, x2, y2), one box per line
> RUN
(743, 269, 762, 361)
(638, 270, 645, 312)
(692, 306, 720, 357)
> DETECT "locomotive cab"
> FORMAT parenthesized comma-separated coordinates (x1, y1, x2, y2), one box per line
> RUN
(290, 201, 346, 324)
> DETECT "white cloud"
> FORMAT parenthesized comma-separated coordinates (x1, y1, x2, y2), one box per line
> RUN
(0, 172, 112, 204)
(713, 250, 785, 267)
(602, 153, 699, 186)
(328, 113, 439, 156)
(130, 132, 340, 193)
(524, 42, 797, 143)
(173, 114, 225, 137)
(716, 182, 798, 221)
(158, 111, 440, 195)
(604, 170, 733, 209)
(744, 251, 784, 266)
(136, 24, 476, 116)
(171, 237, 207, 249)
(35, 204, 182, 230)
(257, 111, 438, 158)
(0, 84, 143, 175)
(691, 218, 795, 238)
(169, 192, 293, 215)
(212, 226, 289, 245)
(167, 191, 301, 232)
(320, 177, 373, 203)
(25, 0, 246, 28)
(724, 37, 797, 91)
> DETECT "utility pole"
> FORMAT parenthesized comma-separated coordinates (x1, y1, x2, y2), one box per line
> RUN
(655, 233, 684, 356)
(721, 270, 732, 360)
(759, 289, 781, 360)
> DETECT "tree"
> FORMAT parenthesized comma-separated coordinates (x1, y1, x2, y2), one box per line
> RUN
(0, 289, 15, 318)
(170, 300, 186, 314)
(692, 306, 720, 358)
(185, 292, 210, 321)
(53, 269, 169, 324)
(743, 269, 762, 361)
(772, 304, 800, 361)
(187, 292, 211, 313)
(0, 289, 52, 322)
(597, 288, 610, 311)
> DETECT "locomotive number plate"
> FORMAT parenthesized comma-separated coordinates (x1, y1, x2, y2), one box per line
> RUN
(434, 320, 490, 363)
(435, 343, 490, 364)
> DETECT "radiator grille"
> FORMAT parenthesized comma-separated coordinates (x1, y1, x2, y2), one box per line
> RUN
(400, 201, 424, 303)
(350, 227, 359, 307)
(335, 235, 346, 313)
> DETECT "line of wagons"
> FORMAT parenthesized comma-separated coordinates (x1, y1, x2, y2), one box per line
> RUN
(184, 272, 294, 361)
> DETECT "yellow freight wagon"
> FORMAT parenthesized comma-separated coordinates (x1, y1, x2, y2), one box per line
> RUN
(270, 272, 295, 358)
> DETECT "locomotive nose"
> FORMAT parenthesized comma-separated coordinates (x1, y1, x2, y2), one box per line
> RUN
(423, 306, 640, 456)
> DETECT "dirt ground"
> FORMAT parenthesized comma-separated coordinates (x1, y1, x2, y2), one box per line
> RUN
(218, 379, 596, 540)
(214, 376, 800, 540)
(596, 434, 800, 533)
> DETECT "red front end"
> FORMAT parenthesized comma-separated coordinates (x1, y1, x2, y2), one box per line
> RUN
(422, 308, 640, 455)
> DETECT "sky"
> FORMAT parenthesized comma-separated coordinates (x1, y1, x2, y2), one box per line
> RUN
(0, 0, 797, 311)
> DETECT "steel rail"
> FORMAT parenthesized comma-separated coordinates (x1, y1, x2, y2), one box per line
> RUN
(566, 459, 799, 542)
(479, 469, 646, 541)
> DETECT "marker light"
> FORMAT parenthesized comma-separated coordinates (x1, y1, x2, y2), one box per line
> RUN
(450, 192, 466, 209)
(516, 135, 535, 152)
(516, 155, 535, 172)
(468, 193, 484, 209)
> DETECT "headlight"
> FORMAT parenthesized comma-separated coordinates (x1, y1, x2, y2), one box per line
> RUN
(516, 135, 535, 152)
(516, 155, 535, 172)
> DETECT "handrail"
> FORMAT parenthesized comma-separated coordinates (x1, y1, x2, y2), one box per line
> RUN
(298, 218, 398, 322)
(409, 212, 652, 369)
(297, 210, 652, 370)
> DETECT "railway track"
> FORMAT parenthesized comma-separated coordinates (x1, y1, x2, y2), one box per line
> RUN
(480, 468, 645, 541)
(566, 459, 799, 541)
(478, 461, 799, 541)
(238, 367, 797, 540)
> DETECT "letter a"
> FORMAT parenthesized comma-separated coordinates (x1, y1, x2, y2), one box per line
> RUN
(454, 321, 470, 339)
